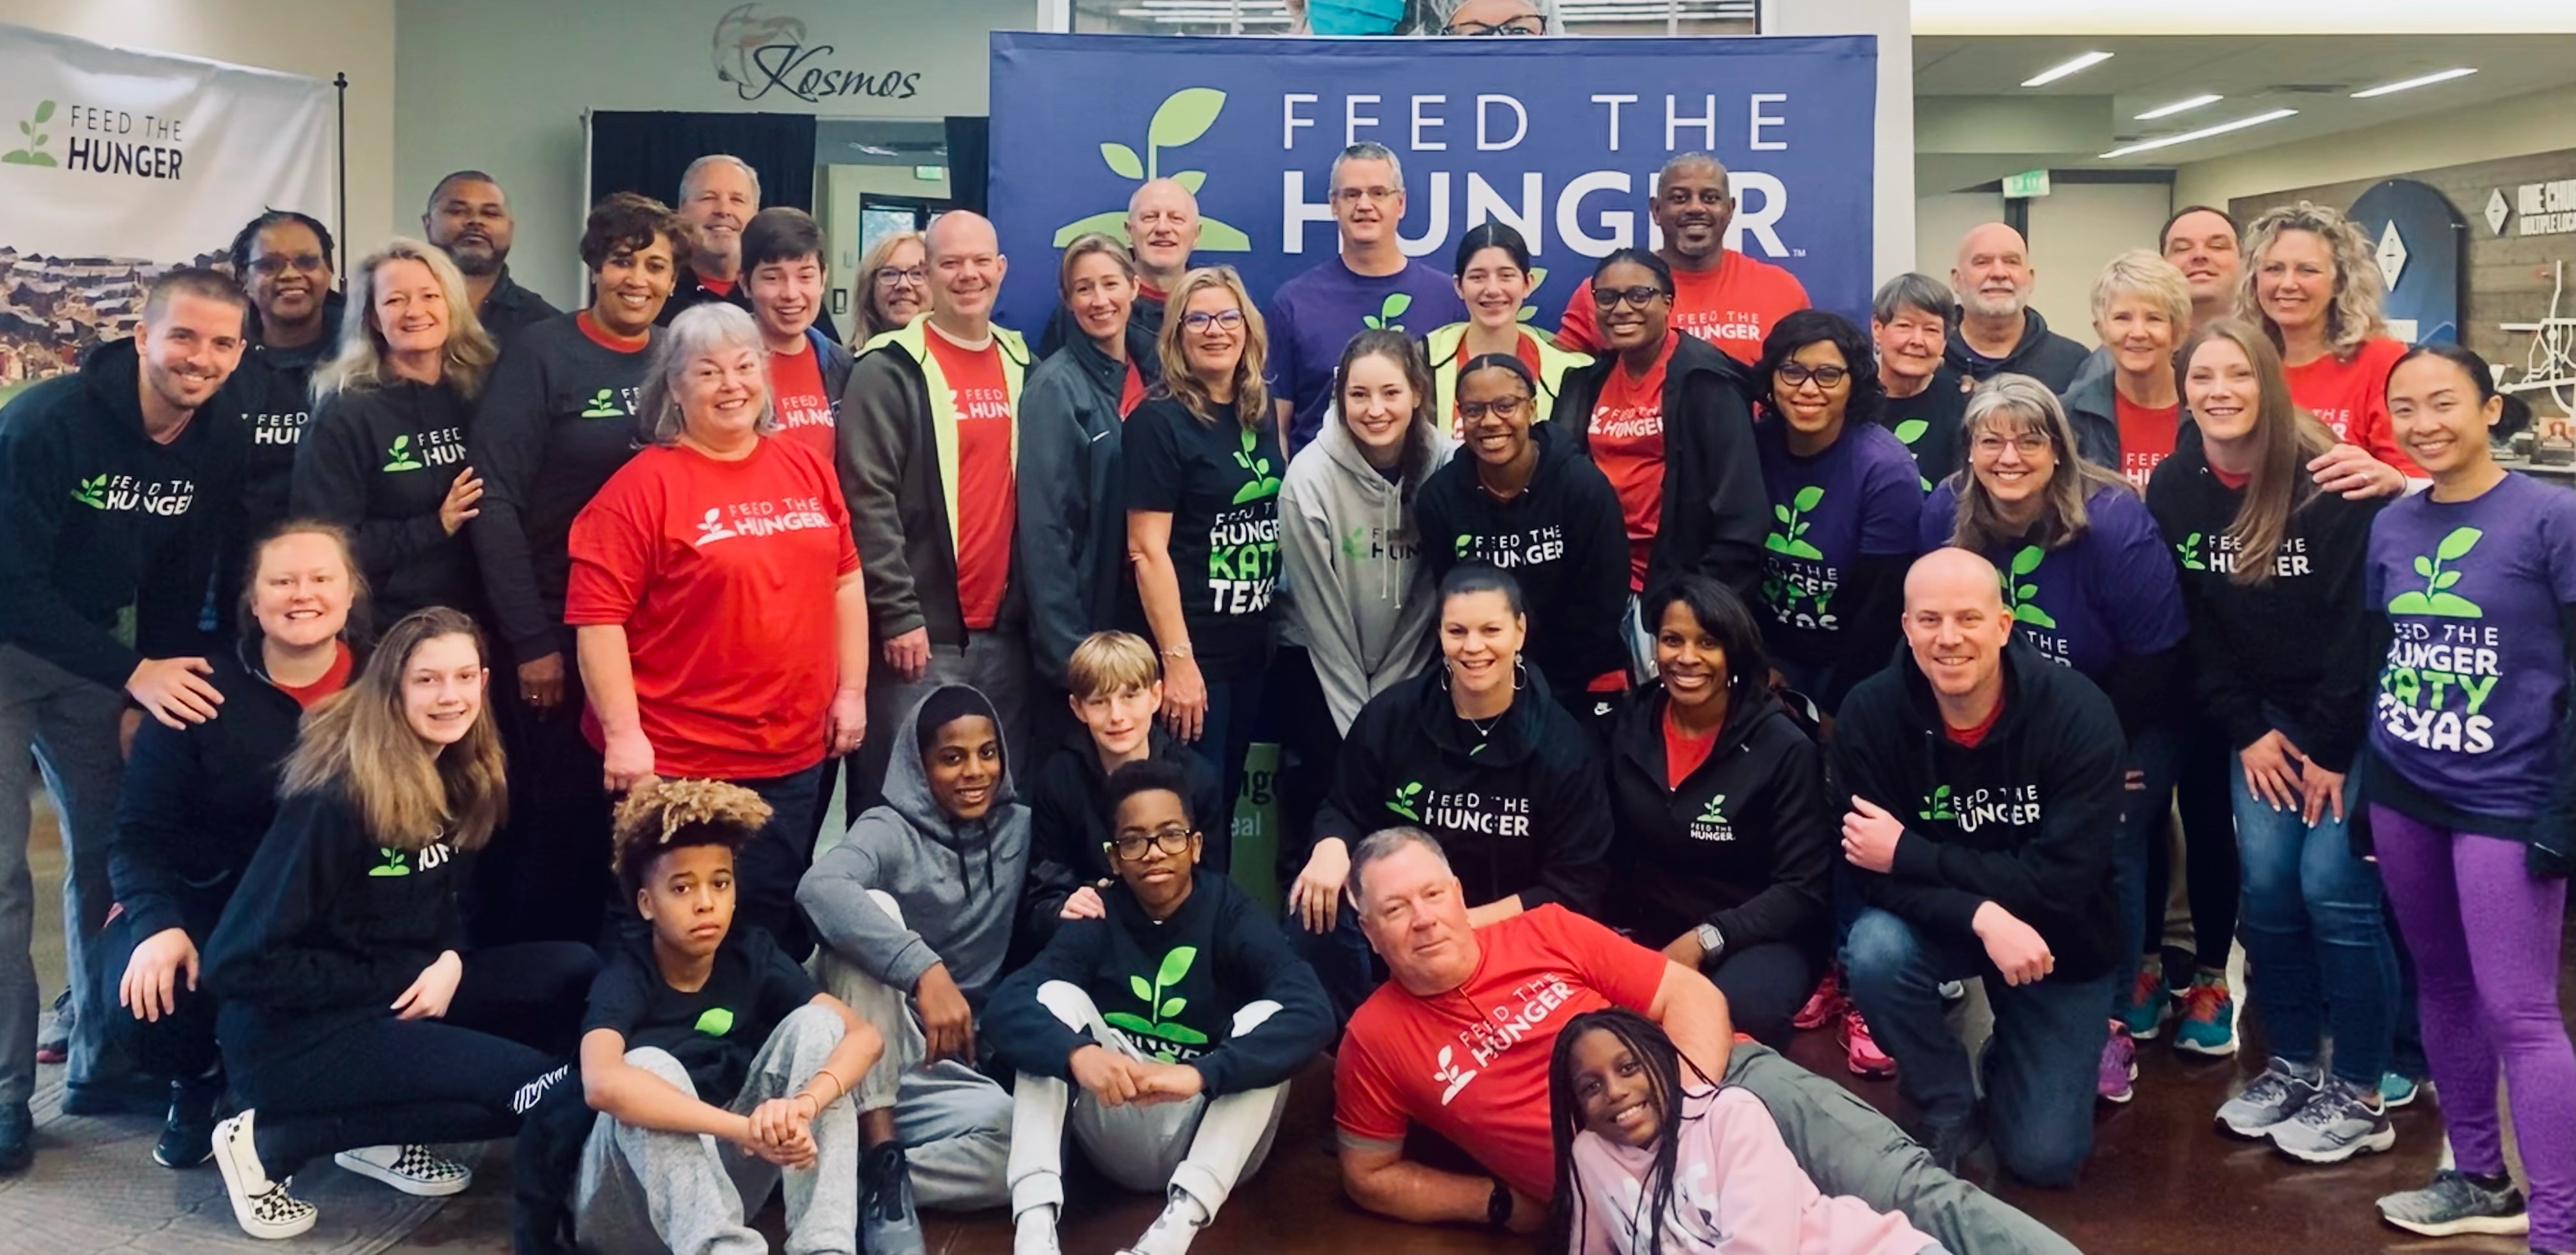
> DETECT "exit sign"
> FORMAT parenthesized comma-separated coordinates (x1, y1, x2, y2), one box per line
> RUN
(914, 164, 947, 181)
(2003, 169, 2052, 199)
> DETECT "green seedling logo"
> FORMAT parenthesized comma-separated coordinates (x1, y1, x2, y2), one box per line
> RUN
(368, 847, 413, 877)
(1696, 795, 1728, 824)
(1363, 293, 1412, 332)
(1387, 780, 1425, 822)
(4, 100, 56, 167)
(1765, 485, 1827, 559)
(1919, 785, 1954, 822)
(2387, 527, 2485, 619)
(1054, 88, 1252, 252)
(580, 389, 625, 419)
(1453, 534, 1473, 560)
(693, 1007, 737, 1036)
(71, 474, 109, 509)
(1890, 419, 1933, 491)
(1103, 946, 1209, 1060)
(1516, 268, 1549, 324)
(381, 435, 425, 472)
(2175, 533, 2207, 572)
(1341, 525, 1369, 562)
(1230, 427, 1280, 504)
(2003, 546, 2058, 629)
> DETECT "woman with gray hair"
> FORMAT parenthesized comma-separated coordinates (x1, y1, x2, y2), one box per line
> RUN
(2241, 200, 2418, 477)
(564, 301, 869, 959)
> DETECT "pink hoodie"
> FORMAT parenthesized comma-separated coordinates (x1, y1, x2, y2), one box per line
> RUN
(1570, 1086, 1937, 1255)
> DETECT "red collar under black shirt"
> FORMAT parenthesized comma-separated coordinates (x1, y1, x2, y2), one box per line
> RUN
(1943, 689, 2004, 748)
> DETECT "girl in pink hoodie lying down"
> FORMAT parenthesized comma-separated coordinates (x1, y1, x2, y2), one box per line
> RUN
(1546, 1009, 1951, 1255)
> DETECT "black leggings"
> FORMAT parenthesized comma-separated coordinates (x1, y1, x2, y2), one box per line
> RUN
(470, 654, 615, 949)
(2143, 727, 2241, 973)
(231, 943, 595, 1176)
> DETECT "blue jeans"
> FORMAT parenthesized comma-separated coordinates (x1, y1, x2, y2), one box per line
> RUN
(2230, 767, 2395, 1085)
(734, 763, 827, 961)
(2111, 725, 2184, 1015)
(1189, 668, 1269, 868)
(1844, 908, 2112, 1187)
(1285, 902, 1375, 1031)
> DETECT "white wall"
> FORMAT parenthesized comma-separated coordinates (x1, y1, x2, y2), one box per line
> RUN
(2174, 84, 2576, 211)
(2025, 181, 2168, 335)
(394, 0, 1038, 305)
(0, 0, 397, 254)
(1767, 0, 1913, 286)
(1915, 190, 2003, 279)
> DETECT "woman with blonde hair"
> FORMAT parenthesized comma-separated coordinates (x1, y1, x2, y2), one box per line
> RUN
(2062, 250, 2191, 487)
(1126, 265, 1282, 831)
(201, 606, 599, 1240)
(2147, 319, 2398, 1164)
(295, 238, 494, 627)
(852, 229, 928, 344)
(2240, 201, 2419, 476)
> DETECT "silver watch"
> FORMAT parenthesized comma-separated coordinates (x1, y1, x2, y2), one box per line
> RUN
(1695, 922, 1724, 959)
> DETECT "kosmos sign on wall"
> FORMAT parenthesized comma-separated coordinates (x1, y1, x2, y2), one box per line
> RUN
(986, 32, 1877, 334)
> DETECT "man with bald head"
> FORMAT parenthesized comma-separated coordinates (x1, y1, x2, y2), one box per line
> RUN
(1034, 178, 1200, 358)
(1831, 548, 2124, 1188)
(1943, 223, 2088, 391)
(839, 210, 1032, 812)
(1556, 152, 1811, 363)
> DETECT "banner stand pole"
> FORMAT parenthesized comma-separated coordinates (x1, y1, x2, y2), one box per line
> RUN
(334, 72, 348, 268)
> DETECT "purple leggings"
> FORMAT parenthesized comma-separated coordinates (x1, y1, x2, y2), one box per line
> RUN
(2372, 805, 2576, 1251)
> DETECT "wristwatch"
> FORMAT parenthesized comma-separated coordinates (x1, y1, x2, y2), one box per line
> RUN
(1695, 922, 1726, 962)
(1487, 1176, 1513, 1229)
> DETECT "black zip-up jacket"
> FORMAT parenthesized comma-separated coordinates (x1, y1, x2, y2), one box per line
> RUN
(1833, 636, 2126, 983)
(1022, 723, 1225, 947)
(0, 337, 245, 689)
(1018, 327, 1160, 688)
(108, 639, 318, 941)
(294, 378, 483, 627)
(1553, 333, 1767, 603)
(1312, 666, 1612, 915)
(1943, 309, 2090, 393)
(1606, 686, 1832, 956)
(985, 873, 1331, 1096)
(468, 313, 654, 663)
(215, 302, 344, 622)
(1417, 420, 1632, 699)
(2145, 442, 2384, 772)
(475, 266, 563, 349)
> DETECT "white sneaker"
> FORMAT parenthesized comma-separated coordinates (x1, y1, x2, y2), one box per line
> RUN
(1013, 1204, 1062, 1255)
(335, 1143, 473, 1196)
(211, 1112, 318, 1240)
(1121, 1190, 1212, 1255)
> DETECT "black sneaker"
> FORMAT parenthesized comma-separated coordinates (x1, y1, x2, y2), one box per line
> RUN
(34, 989, 70, 1065)
(1925, 1116, 1995, 1185)
(861, 1143, 926, 1255)
(0, 1102, 31, 1173)
(154, 1076, 222, 1169)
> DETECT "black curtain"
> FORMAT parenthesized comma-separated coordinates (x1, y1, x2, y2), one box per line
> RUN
(586, 111, 818, 214)
(944, 115, 988, 216)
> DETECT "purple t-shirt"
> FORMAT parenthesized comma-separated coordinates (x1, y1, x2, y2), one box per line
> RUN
(2366, 472, 2576, 818)
(1263, 256, 1467, 450)
(1755, 419, 1920, 666)
(1918, 482, 2186, 681)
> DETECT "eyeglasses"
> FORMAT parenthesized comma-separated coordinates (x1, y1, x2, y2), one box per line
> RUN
(1449, 17, 1544, 35)
(1774, 363, 1850, 389)
(1593, 286, 1667, 311)
(250, 253, 328, 277)
(1332, 187, 1400, 205)
(1457, 396, 1529, 422)
(1972, 433, 2053, 458)
(875, 266, 926, 286)
(1106, 826, 1196, 862)
(1183, 309, 1245, 333)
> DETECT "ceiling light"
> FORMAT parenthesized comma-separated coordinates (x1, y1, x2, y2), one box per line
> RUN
(2021, 51, 2112, 88)
(2351, 68, 2477, 98)
(2135, 94, 2222, 120)
(2099, 109, 2297, 158)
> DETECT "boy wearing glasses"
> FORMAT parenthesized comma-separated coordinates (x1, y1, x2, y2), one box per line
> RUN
(988, 758, 1333, 1255)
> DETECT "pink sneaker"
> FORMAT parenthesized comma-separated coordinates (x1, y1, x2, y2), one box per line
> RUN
(2099, 1022, 2136, 1104)
(1794, 968, 1847, 1031)
(1841, 1009, 1896, 1078)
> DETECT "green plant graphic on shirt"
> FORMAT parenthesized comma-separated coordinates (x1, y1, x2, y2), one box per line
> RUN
(2002, 546, 2059, 629)
(1919, 785, 1954, 822)
(368, 847, 412, 877)
(71, 474, 109, 509)
(1453, 534, 1474, 560)
(2174, 533, 2208, 572)
(1387, 780, 1426, 822)
(1697, 795, 1728, 824)
(3, 100, 56, 166)
(1102, 946, 1210, 1060)
(580, 389, 625, 419)
(1765, 486, 1827, 559)
(1890, 419, 1935, 491)
(1514, 268, 1549, 324)
(2387, 527, 2486, 619)
(693, 1007, 736, 1037)
(1051, 88, 1252, 252)
(1230, 427, 1281, 504)
(381, 435, 425, 472)
(1363, 293, 1414, 332)
(1341, 525, 1370, 563)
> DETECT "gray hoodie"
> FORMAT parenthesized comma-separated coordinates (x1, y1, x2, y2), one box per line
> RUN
(1278, 406, 1454, 734)
(797, 684, 1029, 1008)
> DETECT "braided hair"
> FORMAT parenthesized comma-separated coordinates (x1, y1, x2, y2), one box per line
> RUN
(1545, 1008, 1717, 1255)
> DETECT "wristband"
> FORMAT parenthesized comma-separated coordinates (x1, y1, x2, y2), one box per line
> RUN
(1486, 1176, 1512, 1229)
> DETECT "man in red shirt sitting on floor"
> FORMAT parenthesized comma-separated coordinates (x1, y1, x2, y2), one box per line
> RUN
(1554, 153, 1810, 364)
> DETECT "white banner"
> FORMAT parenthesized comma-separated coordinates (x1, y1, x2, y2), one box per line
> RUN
(0, 22, 333, 394)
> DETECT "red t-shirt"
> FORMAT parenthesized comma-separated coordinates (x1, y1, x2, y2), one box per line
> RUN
(1117, 357, 1146, 419)
(696, 273, 735, 298)
(1335, 905, 1668, 1202)
(2210, 465, 2251, 491)
(767, 343, 836, 465)
(2284, 337, 2419, 475)
(1944, 691, 2005, 748)
(564, 437, 859, 780)
(275, 641, 354, 710)
(2113, 394, 2181, 493)
(1556, 250, 1810, 364)
(1590, 335, 1673, 592)
(1663, 706, 1719, 790)
(924, 329, 1016, 631)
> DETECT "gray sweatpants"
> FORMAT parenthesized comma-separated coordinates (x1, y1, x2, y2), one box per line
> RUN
(1005, 981, 1287, 1222)
(1725, 1042, 2082, 1255)
(0, 644, 130, 1105)
(809, 890, 1013, 1210)
(574, 1003, 860, 1255)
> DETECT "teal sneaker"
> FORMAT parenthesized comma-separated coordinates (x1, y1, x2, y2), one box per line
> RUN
(2123, 961, 2175, 1040)
(2174, 971, 2237, 1058)
(2381, 1072, 2421, 1108)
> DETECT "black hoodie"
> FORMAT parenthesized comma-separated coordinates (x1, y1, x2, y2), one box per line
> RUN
(475, 266, 562, 350)
(1943, 309, 2090, 393)
(1552, 332, 1769, 602)
(1832, 636, 2126, 983)
(985, 872, 1331, 1097)
(214, 298, 344, 619)
(1022, 723, 1226, 947)
(1606, 686, 1832, 956)
(1416, 420, 1632, 700)
(1311, 666, 1612, 916)
(0, 337, 245, 689)
(293, 378, 482, 626)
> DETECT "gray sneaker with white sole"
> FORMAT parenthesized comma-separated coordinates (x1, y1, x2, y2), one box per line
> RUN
(2377, 1169, 2529, 1238)
(2270, 1075, 2394, 1164)
(2214, 1056, 2324, 1138)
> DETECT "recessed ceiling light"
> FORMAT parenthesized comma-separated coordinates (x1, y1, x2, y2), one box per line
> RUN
(2135, 94, 2222, 120)
(2100, 109, 2298, 158)
(2022, 51, 2113, 88)
(2351, 68, 2477, 98)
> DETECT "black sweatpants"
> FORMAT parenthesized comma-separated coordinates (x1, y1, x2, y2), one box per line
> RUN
(229, 942, 596, 1176)
(470, 649, 615, 949)
(99, 894, 226, 1084)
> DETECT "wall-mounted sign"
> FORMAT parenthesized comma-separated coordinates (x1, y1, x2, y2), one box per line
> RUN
(710, 3, 923, 104)
(2350, 178, 2465, 346)
(913, 164, 945, 181)
(2002, 168, 2050, 199)
(2506, 179, 2576, 236)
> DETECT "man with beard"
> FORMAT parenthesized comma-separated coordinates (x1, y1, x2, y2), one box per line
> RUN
(1555, 153, 1810, 365)
(213, 210, 342, 620)
(422, 169, 560, 347)
(662, 153, 840, 343)
(1034, 178, 1200, 359)
(0, 270, 254, 1168)
(1942, 224, 2087, 392)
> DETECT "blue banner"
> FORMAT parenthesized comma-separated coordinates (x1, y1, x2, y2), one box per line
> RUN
(986, 31, 1877, 337)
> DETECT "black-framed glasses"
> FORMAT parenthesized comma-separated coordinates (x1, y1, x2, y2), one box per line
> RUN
(875, 266, 926, 286)
(1593, 286, 1666, 311)
(1458, 396, 1529, 422)
(1774, 362, 1850, 389)
(1106, 825, 1197, 862)
(250, 253, 328, 277)
(1450, 17, 1544, 35)
(1183, 309, 1245, 333)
